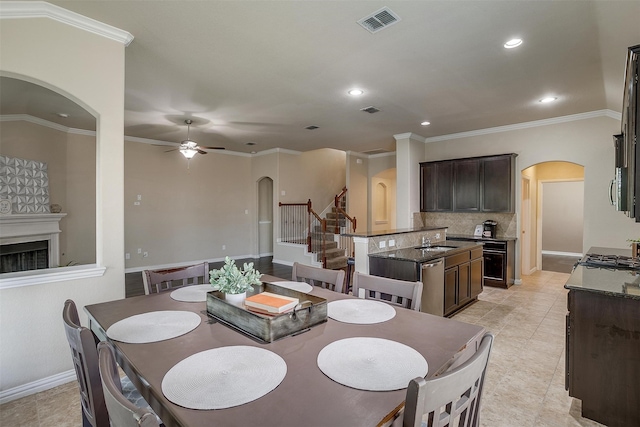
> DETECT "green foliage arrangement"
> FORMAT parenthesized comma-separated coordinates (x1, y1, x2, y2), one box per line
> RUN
(210, 256, 261, 295)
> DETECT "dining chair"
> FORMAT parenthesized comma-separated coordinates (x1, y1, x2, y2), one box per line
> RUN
(396, 332, 494, 427)
(352, 272, 423, 311)
(142, 261, 209, 295)
(63, 299, 110, 427)
(63, 300, 157, 427)
(97, 342, 161, 427)
(291, 262, 346, 293)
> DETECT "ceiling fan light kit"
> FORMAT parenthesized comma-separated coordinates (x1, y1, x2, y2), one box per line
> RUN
(180, 119, 203, 159)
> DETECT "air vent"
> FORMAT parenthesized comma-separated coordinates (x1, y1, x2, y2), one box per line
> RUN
(360, 106, 380, 114)
(357, 7, 401, 34)
(305, 125, 319, 130)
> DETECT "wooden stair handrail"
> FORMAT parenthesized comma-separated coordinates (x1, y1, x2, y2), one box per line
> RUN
(334, 188, 356, 234)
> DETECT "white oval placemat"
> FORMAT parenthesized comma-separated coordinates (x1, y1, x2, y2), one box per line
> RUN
(170, 285, 214, 302)
(162, 346, 287, 409)
(269, 281, 313, 293)
(327, 299, 396, 324)
(106, 311, 201, 343)
(317, 337, 428, 391)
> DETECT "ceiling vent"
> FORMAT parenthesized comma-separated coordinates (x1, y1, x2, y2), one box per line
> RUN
(360, 106, 380, 114)
(357, 7, 401, 34)
(305, 125, 319, 130)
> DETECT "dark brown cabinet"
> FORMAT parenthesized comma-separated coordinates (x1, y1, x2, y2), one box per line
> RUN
(421, 161, 453, 212)
(420, 154, 516, 213)
(482, 155, 514, 212)
(566, 289, 640, 426)
(443, 247, 483, 316)
(453, 158, 480, 212)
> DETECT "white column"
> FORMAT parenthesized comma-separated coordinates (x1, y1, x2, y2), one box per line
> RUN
(394, 133, 426, 228)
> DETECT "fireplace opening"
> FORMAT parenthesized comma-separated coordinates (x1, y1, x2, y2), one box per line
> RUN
(0, 240, 49, 273)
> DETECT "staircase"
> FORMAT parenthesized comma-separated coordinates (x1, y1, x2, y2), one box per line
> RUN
(311, 205, 349, 270)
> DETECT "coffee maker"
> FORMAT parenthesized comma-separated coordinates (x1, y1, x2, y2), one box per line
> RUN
(482, 220, 497, 238)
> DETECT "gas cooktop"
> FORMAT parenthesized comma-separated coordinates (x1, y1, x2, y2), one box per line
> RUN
(576, 253, 640, 271)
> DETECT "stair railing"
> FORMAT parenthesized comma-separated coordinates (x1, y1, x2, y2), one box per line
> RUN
(279, 200, 326, 267)
(334, 187, 356, 257)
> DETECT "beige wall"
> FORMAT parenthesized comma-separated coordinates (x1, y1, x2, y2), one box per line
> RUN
(421, 115, 640, 277)
(124, 142, 253, 268)
(0, 16, 126, 392)
(0, 121, 97, 265)
(541, 181, 584, 253)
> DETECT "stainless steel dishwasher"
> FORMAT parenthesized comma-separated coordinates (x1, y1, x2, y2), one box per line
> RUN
(420, 258, 445, 316)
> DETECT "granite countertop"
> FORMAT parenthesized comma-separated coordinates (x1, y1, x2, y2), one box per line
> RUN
(447, 234, 518, 242)
(368, 240, 483, 263)
(342, 226, 446, 238)
(564, 246, 640, 300)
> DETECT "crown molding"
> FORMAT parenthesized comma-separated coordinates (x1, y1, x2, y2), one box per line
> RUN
(0, 1, 134, 46)
(423, 109, 619, 143)
(393, 132, 426, 143)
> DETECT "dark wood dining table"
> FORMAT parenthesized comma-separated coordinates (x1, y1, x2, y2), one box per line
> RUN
(84, 274, 485, 427)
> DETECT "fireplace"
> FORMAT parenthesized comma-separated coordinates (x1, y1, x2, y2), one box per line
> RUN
(0, 240, 49, 273)
(0, 213, 66, 273)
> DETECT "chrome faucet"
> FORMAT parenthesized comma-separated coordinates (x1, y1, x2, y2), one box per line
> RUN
(422, 236, 431, 247)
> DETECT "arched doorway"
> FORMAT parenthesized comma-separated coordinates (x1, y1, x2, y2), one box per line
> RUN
(371, 168, 396, 231)
(521, 161, 585, 274)
(258, 177, 274, 256)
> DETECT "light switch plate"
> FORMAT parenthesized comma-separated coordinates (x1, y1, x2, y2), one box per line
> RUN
(389, 239, 395, 246)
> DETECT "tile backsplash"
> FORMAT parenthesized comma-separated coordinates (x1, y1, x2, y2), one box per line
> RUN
(414, 212, 517, 238)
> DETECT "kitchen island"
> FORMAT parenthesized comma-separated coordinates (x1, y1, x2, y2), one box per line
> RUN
(564, 247, 640, 427)
(369, 240, 484, 316)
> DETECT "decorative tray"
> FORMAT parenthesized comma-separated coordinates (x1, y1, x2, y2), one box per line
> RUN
(206, 282, 327, 343)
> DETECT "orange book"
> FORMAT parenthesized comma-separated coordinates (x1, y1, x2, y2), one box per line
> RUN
(244, 292, 299, 314)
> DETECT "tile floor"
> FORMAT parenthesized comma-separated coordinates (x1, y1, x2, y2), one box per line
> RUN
(0, 270, 605, 427)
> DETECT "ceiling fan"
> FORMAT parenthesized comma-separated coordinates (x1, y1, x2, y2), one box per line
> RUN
(167, 119, 225, 159)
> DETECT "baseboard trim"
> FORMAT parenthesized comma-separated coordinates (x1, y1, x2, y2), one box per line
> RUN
(514, 279, 522, 285)
(541, 250, 583, 257)
(0, 370, 76, 405)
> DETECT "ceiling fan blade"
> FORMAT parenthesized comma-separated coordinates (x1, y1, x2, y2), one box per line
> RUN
(197, 149, 208, 155)
(164, 148, 179, 153)
(201, 146, 226, 150)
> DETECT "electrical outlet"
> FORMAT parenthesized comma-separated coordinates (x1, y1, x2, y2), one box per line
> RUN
(222, 244, 226, 250)
(143, 251, 148, 258)
(125, 253, 130, 260)
(137, 195, 142, 200)
(389, 239, 395, 247)
(435, 233, 441, 239)
(379, 241, 386, 249)
(245, 209, 249, 214)
(134, 201, 140, 206)
(137, 248, 142, 254)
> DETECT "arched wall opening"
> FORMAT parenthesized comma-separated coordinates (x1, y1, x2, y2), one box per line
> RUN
(521, 161, 585, 274)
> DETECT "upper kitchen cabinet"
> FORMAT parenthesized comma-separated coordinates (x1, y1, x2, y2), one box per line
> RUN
(421, 160, 453, 211)
(421, 153, 517, 213)
(454, 158, 481, 212)
(482, 154, 516, 212)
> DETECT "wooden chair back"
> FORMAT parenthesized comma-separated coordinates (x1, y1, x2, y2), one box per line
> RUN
(97, 342, 160, 427)
(401, 332, 494, 427)
(62, 299, 109, 427)
(352, 272, 423, 311)
(142, 262, 209, 295)
(292, 262, 345, 293)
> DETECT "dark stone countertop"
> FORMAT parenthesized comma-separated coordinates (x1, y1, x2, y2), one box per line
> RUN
(564, 246, 640, 300)
(342, 226, 446, 238)
(368, 240, 483, 263)
(447, 234, 518, 242)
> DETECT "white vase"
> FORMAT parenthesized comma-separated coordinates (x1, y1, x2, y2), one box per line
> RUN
(224, 291, 247, 307)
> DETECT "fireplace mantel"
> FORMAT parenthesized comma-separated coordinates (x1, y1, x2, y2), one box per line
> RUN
(0, 213, 67, 267)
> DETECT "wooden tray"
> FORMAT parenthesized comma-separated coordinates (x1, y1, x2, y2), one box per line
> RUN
(206, 282, 327, 343)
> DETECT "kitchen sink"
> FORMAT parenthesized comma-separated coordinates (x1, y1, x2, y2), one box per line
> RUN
(414, 245, 456, 252)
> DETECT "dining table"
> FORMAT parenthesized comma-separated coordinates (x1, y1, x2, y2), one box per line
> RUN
(84, 274, 485, 427)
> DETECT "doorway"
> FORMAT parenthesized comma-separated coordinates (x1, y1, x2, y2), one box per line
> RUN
(257, 177, 273, 256)
(521, 161, 585, 274)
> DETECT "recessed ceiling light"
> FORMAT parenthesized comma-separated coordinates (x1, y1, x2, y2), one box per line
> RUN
(420, 121, 431, 126)
(57, 113, 69, 118)
(348, 89, 364, 96)
(504, 38, 523, 49)
(539, 96, 557, 103)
